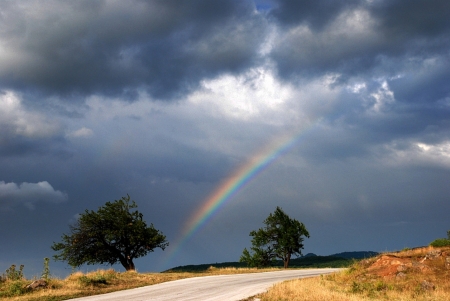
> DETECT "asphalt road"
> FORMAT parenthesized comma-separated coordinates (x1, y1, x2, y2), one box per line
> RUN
(68, 268, 341, 301)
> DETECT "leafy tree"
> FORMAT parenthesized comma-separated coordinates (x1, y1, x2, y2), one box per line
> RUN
(240, 206, 309, 268)
(52, 195, 168, 271)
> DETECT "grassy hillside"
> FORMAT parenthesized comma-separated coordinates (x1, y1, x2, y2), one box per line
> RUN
(250, 246, 450, 301)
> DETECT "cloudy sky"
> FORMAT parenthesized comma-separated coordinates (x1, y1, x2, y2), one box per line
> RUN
(1, 0, 450, 277)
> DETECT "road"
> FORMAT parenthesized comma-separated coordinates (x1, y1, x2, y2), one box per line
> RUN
(68, 268, 341, 301)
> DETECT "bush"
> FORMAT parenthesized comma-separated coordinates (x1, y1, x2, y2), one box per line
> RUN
(0, 280, 28, 297)
(430, 238, 450, 247)
(3, 264, 24, 281)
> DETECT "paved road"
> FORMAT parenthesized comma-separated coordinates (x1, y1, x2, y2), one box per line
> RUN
(68, 268, 341, 301)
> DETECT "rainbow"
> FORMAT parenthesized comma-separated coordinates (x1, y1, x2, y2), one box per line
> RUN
(161, 127, 315, 268)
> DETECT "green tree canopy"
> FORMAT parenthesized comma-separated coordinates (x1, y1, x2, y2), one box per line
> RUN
(52, 195, 168, 271)
(240, 206, 309, 268)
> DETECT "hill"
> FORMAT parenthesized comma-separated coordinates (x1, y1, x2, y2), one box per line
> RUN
(256, 246, 450, 300)
(164, 251, 379, 272)
(329, 251, 379, 259)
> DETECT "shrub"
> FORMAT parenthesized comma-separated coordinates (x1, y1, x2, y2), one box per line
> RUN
(3, 264, 24, 281)
(430, 238, 450, 247)
(0, 280, 28, 297)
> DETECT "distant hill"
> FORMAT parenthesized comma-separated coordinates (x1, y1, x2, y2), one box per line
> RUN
(301, 251, 379, 259)
(164, 251, 379, 272)
(329, 251, 379, 259)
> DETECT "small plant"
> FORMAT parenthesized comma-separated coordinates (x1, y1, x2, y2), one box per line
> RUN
(0, 280, 27, 297)
(41, 257, 51, 280)
(4, 264, 24, 281)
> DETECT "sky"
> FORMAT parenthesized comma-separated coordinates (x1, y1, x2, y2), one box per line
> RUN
(1, 0, 450, 278)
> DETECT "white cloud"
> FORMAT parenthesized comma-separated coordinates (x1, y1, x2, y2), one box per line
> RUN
(188, 66, 293, 121)
(0, 181, 68, 210)
(0, 90, 62, 139)
(186, 65, 341, 129)
(67, 127, 94, 138)
(381, 140, 450, 168)
(368, 80, 395, 113)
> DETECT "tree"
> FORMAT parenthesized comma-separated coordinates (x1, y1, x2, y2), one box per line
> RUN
(240, 207, 309, 268)
(52, 195, 168, 271)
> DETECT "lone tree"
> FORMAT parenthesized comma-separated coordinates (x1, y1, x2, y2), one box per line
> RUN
(52, 195, 168, 271)
(240, 206, 309, 268)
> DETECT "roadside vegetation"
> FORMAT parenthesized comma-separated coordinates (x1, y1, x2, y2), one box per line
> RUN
(252, 246, 450, 301)
(0, 266, 281, 301)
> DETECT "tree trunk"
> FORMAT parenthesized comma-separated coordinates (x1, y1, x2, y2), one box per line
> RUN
(284, 254, 291, 269)
(119, 256, 136, 271)
(125, 259, 135, 271)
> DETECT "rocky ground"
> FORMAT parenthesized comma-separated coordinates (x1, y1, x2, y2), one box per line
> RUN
(351, 246, 450, 294)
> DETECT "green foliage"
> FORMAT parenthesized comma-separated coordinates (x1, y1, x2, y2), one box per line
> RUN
(165, 261, 249, 272)
(77, 271, 117, 287)
(42, 257, 51, 280)
(430, 238, 450, 247)
(240, 207, 309, 268)
(240, 246, 275, 268)
(52, 195, 169, 271)
(288, 256, 352, 268)
(429, 230, 450, 247)
(78, 275, 108, 287)
(2, 264, 24, 281)
(0, 280, 28, 297)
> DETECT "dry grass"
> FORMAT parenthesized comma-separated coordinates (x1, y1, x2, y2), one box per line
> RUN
(255, 247, 450, 301)
(0, 266, 282, 301)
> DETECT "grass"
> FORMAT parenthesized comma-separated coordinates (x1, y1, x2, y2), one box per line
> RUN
(252, 247, 450, 301)
(0, 266, 283, 301)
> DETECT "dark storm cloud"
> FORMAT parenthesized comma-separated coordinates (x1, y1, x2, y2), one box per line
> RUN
(0, 135, 69, 158)
(0, 0, 266, 100)
(370, 0, 450, 38)
(270, 0, 361, 30)
(0, 90, 71, 157)
(388, 59, 450, 105)
(270, 0, 450, 86)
